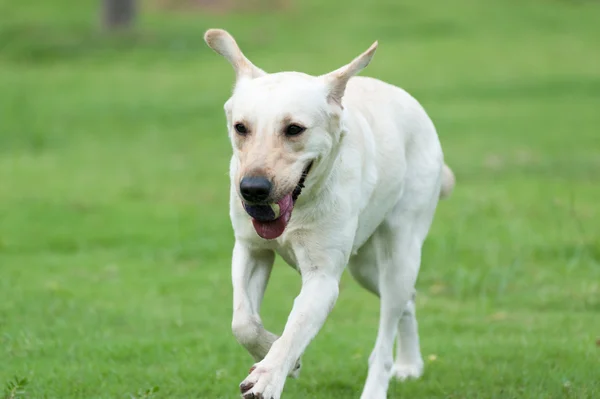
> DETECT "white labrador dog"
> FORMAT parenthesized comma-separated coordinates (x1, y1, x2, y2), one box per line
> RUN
(204, 29, 455, 399)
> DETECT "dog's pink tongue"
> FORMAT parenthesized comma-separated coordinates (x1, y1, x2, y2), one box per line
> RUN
(252, 216, 288, 240)
(252, 195, 294, 240)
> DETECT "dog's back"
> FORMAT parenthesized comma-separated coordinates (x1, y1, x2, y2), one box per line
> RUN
(344, 76, 444, 171)
(338, 76, 453, 250)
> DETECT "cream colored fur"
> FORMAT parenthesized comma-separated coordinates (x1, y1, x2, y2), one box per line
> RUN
(204, 28, 454, 399)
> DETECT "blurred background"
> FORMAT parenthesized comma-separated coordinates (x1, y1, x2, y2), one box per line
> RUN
(1, 0, 599, 398)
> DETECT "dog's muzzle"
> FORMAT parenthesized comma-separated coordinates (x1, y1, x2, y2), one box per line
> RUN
(242, 161, 313, 240)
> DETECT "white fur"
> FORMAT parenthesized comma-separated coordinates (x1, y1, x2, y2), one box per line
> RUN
(204, 29, 454, 399)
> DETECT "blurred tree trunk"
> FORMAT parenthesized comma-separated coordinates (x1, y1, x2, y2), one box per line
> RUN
(102, 0, 137, 30)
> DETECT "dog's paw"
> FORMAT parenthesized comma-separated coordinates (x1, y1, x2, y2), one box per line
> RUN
(391, 360, 424, 381)
(240, 363, 285, 399)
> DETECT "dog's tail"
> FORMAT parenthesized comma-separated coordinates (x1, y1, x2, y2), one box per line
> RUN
(439, 164, 455, 199)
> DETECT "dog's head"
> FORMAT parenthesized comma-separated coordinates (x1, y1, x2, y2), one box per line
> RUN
(204, 29, 377, 239)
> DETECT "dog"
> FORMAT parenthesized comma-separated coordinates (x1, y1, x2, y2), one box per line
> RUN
(203, 29, 455, 399)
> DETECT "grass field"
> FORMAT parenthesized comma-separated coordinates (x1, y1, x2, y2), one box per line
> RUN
(1, 0, 600, 398)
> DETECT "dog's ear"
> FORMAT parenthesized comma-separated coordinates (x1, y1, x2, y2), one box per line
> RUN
(204, 29, 266, 82)
(322, 41, 378, 106)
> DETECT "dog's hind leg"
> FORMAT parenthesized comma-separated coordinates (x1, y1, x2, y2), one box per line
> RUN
(359, 220, 420, 399)
(349, 238, 424, 381)
(392, 294, 424, 380)
(360, 195, 438, 399)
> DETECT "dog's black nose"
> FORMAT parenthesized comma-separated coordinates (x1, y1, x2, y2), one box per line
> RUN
(240, 176, 272, 203)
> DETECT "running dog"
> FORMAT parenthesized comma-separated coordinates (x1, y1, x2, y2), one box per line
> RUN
(204, 29, 455, 399)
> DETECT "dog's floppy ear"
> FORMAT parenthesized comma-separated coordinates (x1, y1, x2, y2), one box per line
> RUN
(204, 29, 266, 82)
(322, 41, 378, 106)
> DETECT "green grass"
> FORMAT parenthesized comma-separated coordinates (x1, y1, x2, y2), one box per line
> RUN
(1, 0, 599, 398)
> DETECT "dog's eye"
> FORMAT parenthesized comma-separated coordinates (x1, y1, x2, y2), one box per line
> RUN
(285, 124, 306, 137)
(234, 123, 248, 135)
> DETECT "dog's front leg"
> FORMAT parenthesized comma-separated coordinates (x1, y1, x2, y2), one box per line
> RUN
(240, 242, 348, 399)
(231, 242, 279, 363)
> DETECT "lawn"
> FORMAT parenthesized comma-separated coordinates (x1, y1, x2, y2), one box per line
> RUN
(1, 0, 599, 398)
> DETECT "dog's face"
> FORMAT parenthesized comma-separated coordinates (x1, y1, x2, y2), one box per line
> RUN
(204, 29, 377, 239)
(225, 73, 332, 203)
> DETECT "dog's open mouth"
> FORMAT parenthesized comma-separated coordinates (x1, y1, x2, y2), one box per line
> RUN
(243, 162, 313, 240)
